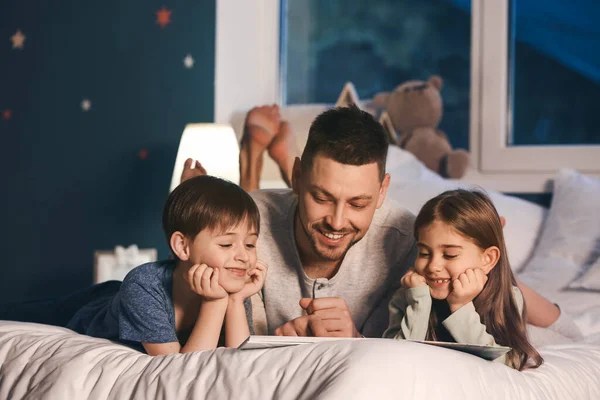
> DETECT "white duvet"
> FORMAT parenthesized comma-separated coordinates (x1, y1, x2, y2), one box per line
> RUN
(1, 321, 599, 399)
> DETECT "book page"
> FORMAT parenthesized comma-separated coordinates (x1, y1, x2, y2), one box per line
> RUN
(238, 335, 364, 350)
(239, 336, 511, 361)
(408, 340, 511, 361)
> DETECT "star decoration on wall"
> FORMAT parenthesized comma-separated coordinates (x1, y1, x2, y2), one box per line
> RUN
(156, 7, 172, 29)
(183, 54, 194, 69)
(2, 109, 12, 120)
(81, 99, 91, 112)
(138, 148, 149, 160)
(10, 30, 26, 50)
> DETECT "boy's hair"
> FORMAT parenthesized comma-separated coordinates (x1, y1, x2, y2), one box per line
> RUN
(301, 105, 389, 181)
(414, 189, 543, 371)
(162, 175, 260, 253)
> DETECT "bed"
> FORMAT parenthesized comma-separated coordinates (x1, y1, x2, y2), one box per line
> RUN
(2, 106, 600, 399)
(1, 319, 599, 399)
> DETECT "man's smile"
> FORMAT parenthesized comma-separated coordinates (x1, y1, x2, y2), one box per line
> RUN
(315, 227, 355, 245)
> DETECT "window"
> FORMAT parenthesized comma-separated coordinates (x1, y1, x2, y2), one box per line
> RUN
(477, 0, 600, 175)
(281, 0, 472, 150)
(510, 1, 600, 147)
(215, 0, 600, 192)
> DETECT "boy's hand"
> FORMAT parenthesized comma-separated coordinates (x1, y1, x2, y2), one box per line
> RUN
(447, 268, 487, 313)
(401, 268, 427, 288)
(187, 264, 228, 301)
(231, 260, 268, 301)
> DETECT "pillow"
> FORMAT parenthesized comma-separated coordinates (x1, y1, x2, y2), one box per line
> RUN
(385, 146, 548, 272)
(568, 257, 600, 291)
(531, 169, 600, 267)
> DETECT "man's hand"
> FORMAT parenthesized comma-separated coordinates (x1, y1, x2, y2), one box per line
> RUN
(230, 260, 268, 302)
(298, 297, 361, 338)
(401, 268, 427, 289)
(186, 264, 228, 301)
(273, 314, 328, 337)
(447, 268, 488, 313)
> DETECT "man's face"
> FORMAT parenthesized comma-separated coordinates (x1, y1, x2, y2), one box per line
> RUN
(292, 154, 390, 263)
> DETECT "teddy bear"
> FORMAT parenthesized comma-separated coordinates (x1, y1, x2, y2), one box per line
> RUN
(372, 75, 470, 179)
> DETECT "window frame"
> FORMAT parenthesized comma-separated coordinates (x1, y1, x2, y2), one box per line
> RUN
(214, 0, 281, 124)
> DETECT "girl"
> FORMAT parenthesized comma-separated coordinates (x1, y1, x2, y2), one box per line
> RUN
(384, 189, 542, 370)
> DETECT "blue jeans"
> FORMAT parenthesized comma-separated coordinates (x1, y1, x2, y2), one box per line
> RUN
(0, 280, 121, 328)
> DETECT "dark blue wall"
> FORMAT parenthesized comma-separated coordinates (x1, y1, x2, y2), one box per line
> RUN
(0, 0, 215, 302)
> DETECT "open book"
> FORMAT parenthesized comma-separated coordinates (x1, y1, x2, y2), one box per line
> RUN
(238, 336, 510, 361)
(238, 335, 364, 350)
(407, 340, 511, 361)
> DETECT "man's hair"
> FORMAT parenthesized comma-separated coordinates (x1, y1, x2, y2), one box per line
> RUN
(301, 105, 389, 181)
(162, 175, 260, 252)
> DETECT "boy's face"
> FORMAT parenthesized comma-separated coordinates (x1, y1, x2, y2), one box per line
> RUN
(187, 221, 258, 293)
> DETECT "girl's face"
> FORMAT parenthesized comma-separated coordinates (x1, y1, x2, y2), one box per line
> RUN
(414, 220, 488, 300)
(187, 221, 258, 293)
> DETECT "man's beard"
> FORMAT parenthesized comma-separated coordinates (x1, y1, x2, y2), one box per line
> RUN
(306, 225, 360, 262)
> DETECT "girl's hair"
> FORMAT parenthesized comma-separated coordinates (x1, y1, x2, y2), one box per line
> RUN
(414, 189, 543, 370)
(162, 175, 260, 254)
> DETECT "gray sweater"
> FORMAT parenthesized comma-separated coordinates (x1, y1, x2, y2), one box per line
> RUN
(250, 189, 417, 337)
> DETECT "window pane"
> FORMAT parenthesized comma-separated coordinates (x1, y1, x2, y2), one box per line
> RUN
(282, 0, 472, 150)
(510, 0, 600, 146)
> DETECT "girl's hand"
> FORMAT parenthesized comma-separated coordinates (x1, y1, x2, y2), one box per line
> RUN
(231, 260, 268, 301)
(401, 268, 427, 288)
(187, 264, 228, 301)
(447, 268, 488, 312)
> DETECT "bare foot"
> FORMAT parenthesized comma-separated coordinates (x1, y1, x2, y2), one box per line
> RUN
(245, 105, 280, 147)
(180, 158, 207, 183)
(267, 121, 299, 187)
(239, 105, 281, 192)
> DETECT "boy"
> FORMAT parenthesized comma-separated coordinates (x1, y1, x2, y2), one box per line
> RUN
(65, 175, 267, 354)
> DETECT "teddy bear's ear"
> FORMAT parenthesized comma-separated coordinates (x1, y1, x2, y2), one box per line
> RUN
(428, 75, 443, 90)
(372, 92, 390, 107)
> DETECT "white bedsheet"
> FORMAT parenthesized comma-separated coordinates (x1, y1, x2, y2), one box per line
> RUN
(1, 320, 599, 399)
(518, 256, 600, 339)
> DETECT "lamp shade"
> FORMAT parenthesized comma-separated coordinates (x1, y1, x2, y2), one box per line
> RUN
(169, 123, 240, 192)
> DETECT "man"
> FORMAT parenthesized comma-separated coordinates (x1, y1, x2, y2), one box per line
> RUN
(181, 105, 575, 340)
(251, 105, 413, 338)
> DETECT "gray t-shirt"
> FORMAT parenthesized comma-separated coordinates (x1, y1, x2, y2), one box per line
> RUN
(251, 189, 417, 337)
